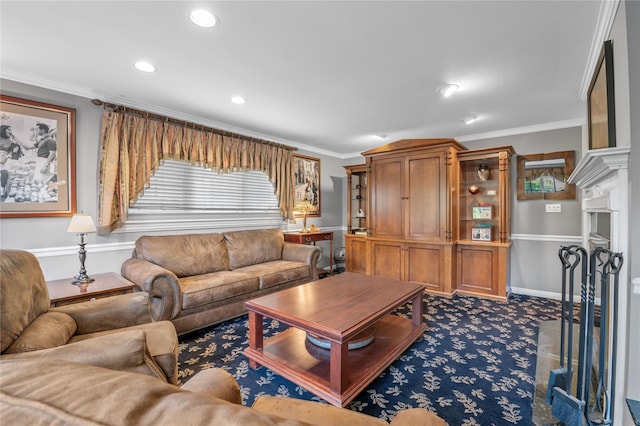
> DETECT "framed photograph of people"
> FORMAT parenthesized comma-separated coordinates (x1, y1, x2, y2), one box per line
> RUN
(292, 154, 320, 217)
(0, 95, 76, 217)
(587, 40, 616, 150)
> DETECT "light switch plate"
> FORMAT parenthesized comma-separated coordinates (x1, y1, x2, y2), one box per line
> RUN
(546, 203, 562, 213)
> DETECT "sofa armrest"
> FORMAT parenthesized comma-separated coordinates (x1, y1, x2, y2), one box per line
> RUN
(51, 292, 152, 335)
(121, 258, 182, 321)
(180, 368, 242, 405)
(282, 243, 321, 281)
(0, 329, 167, 382)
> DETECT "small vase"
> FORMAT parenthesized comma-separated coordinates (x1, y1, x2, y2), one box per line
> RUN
(477, 164, 490, 181)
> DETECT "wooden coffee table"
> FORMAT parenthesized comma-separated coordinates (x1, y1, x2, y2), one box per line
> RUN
(244, 272, 426, 407)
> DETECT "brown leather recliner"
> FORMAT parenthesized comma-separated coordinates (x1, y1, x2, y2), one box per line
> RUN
(0, 249, 179, 384)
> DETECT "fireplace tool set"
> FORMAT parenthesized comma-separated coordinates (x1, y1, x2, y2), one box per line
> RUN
(546, 245, 623, 426)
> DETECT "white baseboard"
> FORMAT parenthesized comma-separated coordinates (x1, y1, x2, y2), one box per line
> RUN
(511, 287, 601, 306)
(510, 287, 561, 300)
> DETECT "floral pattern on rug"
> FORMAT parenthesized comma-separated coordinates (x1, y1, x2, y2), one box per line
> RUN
(178, 294, 561, 425)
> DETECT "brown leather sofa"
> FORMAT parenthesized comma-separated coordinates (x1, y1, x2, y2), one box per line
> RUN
(121, 228, 320, 334)
(0, 249, 179, 384)
(0, 358, 448, 425)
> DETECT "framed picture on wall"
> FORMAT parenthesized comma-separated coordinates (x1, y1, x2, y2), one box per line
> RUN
(292, 154, 320, 217)
(587, 40, 616, 150)
(0, 95, 76, 217)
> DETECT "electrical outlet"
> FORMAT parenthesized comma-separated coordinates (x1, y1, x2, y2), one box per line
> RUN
(546, 203, 561, 213)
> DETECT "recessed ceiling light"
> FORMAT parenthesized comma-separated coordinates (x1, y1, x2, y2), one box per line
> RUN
(190, 9, 217, 28)
(438, 84, 459, 98)
(134, 61, 156, 73)
(231, 96, 247, 105)
(463, 115, 479, 125)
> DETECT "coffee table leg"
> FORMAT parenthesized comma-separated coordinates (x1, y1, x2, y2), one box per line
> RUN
(248, 311, 263, 369)
(329, 340, 349, 395)
(411, 292, 424, 327)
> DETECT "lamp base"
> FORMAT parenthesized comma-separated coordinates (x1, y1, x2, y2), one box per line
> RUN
(72, 275, 95, 285)
(300, 228, 310, 233)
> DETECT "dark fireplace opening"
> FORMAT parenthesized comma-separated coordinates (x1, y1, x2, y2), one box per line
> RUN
(589, 212, 611, 250)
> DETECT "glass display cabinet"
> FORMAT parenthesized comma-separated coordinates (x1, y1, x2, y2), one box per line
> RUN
(344, 163, 368, 274)
(456, 146, 515, 298)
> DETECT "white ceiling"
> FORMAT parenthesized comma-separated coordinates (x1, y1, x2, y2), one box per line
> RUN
(0, 1, 603, 158)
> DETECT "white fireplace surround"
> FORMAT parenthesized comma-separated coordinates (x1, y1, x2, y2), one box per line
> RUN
(568, 146, 630, 425)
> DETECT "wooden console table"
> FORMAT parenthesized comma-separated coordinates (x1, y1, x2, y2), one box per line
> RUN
(284, 231, 333, 276)
(47, 272, 135, 307)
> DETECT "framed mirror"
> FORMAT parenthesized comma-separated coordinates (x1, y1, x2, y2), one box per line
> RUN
(516, 150, 576, 200)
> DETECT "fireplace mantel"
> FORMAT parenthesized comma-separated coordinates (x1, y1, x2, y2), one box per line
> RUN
(568, 145, 630, 425)
(568, 147, 630, 212)
(568, 146, 630, 189)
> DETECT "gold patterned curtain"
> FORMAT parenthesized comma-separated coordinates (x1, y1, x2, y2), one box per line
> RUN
(97, 107, 295, 234)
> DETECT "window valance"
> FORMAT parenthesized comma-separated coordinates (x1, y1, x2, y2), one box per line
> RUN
(97, 105, 295, 234)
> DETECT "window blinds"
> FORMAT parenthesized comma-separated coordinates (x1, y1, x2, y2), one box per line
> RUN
(122, 160, 283, 232)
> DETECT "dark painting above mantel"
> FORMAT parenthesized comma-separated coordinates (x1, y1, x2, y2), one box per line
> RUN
(588, 40, 616, 150)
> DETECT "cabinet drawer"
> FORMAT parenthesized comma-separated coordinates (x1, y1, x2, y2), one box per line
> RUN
(51, 288, 134, 307)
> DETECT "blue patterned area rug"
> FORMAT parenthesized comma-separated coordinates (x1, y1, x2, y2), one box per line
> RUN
(178, 294, 561, 425)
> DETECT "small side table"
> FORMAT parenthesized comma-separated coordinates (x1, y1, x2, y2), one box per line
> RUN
(47, 272, 135, 307)
(284, 231, 333, 276)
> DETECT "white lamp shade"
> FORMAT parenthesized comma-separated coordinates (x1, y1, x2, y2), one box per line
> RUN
(67, 214, 97, 234)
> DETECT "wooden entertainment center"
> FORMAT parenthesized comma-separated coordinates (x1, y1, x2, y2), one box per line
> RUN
(344, 138, 515, 300)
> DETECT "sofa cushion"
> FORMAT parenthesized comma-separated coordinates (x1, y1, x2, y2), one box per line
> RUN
(2, 329, 168, 380)
(224, 228, 284, 270)
(68, 320, 179, 385)
(235, 261, 310, 290)
(135, 233, 229, 277)
(4, 312, 77, 354)
(179, 272, 260, 309)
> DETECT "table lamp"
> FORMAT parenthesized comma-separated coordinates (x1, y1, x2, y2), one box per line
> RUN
(67, 213, 97, 284)
(297, 200, 313, 233)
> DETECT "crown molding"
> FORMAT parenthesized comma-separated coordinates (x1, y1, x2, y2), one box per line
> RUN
(1, 69, 96, 100)
(0, 70, 334, 156)
(578, 0, 620, 101)
(455, 118, 585, 143)
(307, 117, 586, 159)
(0, 71, 586, 160)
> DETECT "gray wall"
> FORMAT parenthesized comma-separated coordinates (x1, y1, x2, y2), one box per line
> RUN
(621, 0, 640, 412)
(0, 79, 345, 278)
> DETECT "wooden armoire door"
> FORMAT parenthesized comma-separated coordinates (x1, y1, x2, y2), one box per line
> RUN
(405, 153, 445, 241)
(371, 156, 403, 239)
